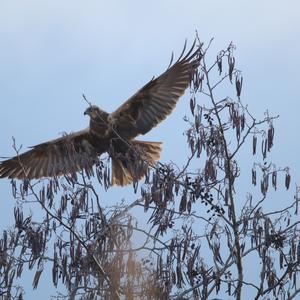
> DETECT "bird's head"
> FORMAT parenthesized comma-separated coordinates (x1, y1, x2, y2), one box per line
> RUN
(84, 105, 101, 118)
(84, 105, 109, 122)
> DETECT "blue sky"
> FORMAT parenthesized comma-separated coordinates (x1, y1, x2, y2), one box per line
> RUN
(0, 0, 300, 298)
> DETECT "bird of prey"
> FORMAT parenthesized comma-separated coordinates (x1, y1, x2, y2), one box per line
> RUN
(0, 42, 200, 186)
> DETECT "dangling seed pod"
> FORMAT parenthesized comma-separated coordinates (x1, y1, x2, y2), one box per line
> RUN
(285, 171, 291, 190)
(253, 135, 257, 155)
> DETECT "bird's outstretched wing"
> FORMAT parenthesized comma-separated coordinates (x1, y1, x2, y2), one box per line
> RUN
(110, 41, 200, 139)
(0, 129, 98, 180)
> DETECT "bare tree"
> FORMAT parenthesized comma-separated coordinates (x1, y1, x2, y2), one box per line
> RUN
(0, 38, 299, 300)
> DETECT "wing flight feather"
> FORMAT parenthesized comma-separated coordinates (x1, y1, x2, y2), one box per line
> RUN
(0, 128, 98, 180)
(110, 42, 200, 138)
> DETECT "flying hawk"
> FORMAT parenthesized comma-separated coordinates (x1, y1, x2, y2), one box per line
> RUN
(0, 43, 200, 186)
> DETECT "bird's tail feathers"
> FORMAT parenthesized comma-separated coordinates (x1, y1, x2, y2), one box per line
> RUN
(111, 140, 162, 186)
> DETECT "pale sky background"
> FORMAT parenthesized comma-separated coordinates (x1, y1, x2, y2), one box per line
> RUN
(0, 1, 300, 299)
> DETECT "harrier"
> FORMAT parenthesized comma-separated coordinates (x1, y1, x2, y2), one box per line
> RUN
(0, 42, 199, 185)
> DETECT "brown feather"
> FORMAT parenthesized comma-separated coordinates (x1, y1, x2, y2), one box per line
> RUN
(110, 43, 200, 138)
(111, 140, 162, 186)
(0, 129, 98, 180)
